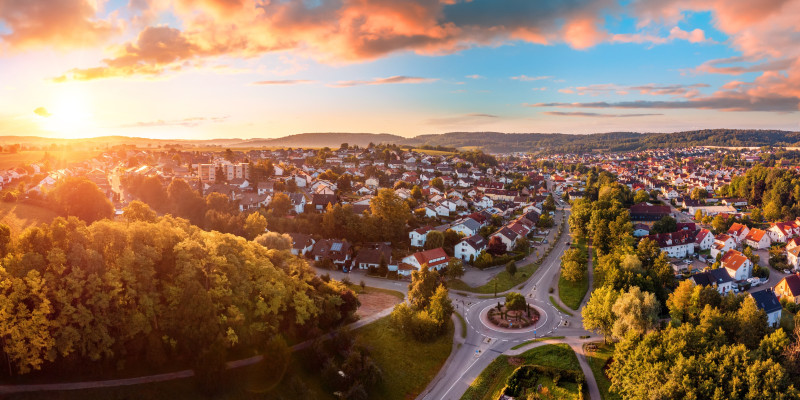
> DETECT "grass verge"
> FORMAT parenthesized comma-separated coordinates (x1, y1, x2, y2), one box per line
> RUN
(354, 316, 454, 400)
(584, 342, 620, 400)
(510, 336, 566, 350)
(558, 238, 589, 310)
(448, 261, 540, 294)
(461, 344, 583, 400)
(455, 311, 468, 339)
(0, 201, 58, 234)
(549, 296, 574, 317)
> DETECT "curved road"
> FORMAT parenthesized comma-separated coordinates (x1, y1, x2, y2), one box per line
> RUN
(418, 204, 602, 400)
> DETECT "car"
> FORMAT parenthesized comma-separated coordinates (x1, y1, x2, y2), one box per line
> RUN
(785, 269, 792, 274)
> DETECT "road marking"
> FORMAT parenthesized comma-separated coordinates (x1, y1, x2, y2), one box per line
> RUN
(436, 356, 481, 400)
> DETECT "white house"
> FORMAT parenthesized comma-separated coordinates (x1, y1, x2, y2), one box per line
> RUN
(745, 228, 771, 250)
(788, 246, 800, 269)
(691, 268, 735, 294)
(721, 249, 752, 281)
(399, 247, 450, 275)
(646, 231, 695, 258)
(450, 218, 481, 237)
(455, 235, 487, 263)
(694, 229, 714, 251)
(768, 222, 799, 243)
(751, 289, 782, 327)
(409, 226, 433, 248)
(710, 234, 737, 260)
(727, 223, 750, 245)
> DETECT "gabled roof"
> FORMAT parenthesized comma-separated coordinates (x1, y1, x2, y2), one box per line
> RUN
(745, 228, 767, 242)
(728, 223, 748, 236)
(778, 274, 800, 297)
(413, 247, 449, 267)
(721, 249, 749, 271)
(750, 289, 782, 314)
(459, 234, 487, 251)
(692, 268, 735, 287)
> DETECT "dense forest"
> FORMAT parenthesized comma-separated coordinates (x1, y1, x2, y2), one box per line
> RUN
(0, 212, 358, 385)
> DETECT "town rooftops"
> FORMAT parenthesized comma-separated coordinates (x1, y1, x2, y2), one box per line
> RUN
(691, 268, 734, 287)
(750, 289, 782, 314)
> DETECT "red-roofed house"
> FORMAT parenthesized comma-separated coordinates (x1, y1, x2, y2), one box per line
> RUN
(399, 247, 450, 275)
(710, 234, 736, 260)
(745, 228, 771, 250)
(727, 223, 750, 245)
(721, 249, 752, 281)
(410, 226, 434, 248)
(695, 229, 714, 251)
(769, 222, 799, 243)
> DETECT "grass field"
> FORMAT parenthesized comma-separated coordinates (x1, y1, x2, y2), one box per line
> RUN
(0, 201, 58, 233)
(510, 336, 565, 350)
(585, 342, 620, 400)
(461, 344, 583, 400)
(0, 150, 100, 169)
(354, 316, 454, 400)
(559, 238, 589, 310)
(549, 295, 574, 317)
(448, 260, 540, 294)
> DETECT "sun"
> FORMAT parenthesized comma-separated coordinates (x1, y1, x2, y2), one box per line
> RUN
(38, 88, 95, 138)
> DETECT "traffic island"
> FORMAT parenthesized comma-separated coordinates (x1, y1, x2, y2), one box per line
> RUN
(487, 304, 540, 329)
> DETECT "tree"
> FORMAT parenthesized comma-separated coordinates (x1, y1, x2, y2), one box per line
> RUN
(407, 265, 440, 311)
(736, 296, 768, 349)
(411, 185, 423, 200)
(582, 286, 620, 343)
(543, 194, 556, 212)
(426, 285, 454, 331)
(751, 208, 764, 223)
(425, 230, 445, 250)
(505, 261, 517, 277)
(270, 192, 292, 217)
(431, 178, 445, 192)
(711, 214, 728, 233)
(561, 260, 585, 282)
(487, 236, 506, 255)
(370, 189, 411, 244)
(633, 190, 650, 204)
(123, 200, 157, 222)
(650, 215, 677, 234)
(0, 223, 11, 257)
(505, 292, 526, 313)
(694, 209, 704, 221)
(690, 187, 708, 201)
(537, 213, 554, 228)
(254, 232, 291, 250)
(48, 176, 113, 223)
(445, 258, 465, 280)
(244, 212, 268, 240)
(612, 286, 660, 339)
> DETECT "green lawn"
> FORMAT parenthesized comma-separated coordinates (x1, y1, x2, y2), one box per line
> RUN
(510, 336, 565, 350)
(448, 260, 540, 294)
(455, 311, 468, 339)
(354, 316, 454, 400)
(461, 344, 583, 400)
(585, 342, 620, 400)
(345, 283, 405, 301)
(549, 295, 574, 317)
(559, 238, 589, 310)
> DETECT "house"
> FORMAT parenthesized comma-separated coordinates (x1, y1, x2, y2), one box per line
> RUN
(239, 192, 271, 211)
(288, 233, 315, 256)
(744, 228, 771, 250)
(694, 229, 714, 251)
(768, 222, 799, 243)
(410, 226, 433, 248)
(750, 289, 782, 327)
(312, 194, 338, 212)
(491, 227, 520, 251)
(310, 239, 352, 267)
(455, 234, 488, 263)
(398, 247, 450, 275)
(365, 177, 380, 189)
(721, 249, 752, 281)
(788, 246, 800, 269)
(633, 223, 650, 237)
(710, 234, 736, 260)
(630, 202, 670, 221)
(645, 230, 695, 258)
(450, 218, 482, 237)
(288, 193, 306, 214)
(727, 223, 750, 244)
(774, 274, 800, 304)
(788, 238, 800, 251)
(354, 242, 393, 270)
(691, 268, 735, 294)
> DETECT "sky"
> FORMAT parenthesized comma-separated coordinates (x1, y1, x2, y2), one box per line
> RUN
(0, 0, 799, 140)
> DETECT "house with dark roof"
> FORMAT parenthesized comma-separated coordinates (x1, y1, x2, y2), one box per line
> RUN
(311, 194, 338, 212)
(354, 242, 393, 270)
(774, 274, 800, 304)
(450, 218, 481, 237)
(455, 234, 488, 263)
(645, 230, 695, 258)
(750, 289, 782, 327)
(630, 202, 670, 221)
(691, 268, 734, 294)
(287, 233, 315, 256)
(310, 239, 352, 267)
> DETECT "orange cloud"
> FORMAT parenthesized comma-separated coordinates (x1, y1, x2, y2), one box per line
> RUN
(0, 0, 117, 50)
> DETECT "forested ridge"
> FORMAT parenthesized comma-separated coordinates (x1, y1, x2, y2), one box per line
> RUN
(0, 214, 358, 381)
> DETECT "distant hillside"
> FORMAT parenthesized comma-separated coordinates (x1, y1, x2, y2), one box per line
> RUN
(405, 129, 800, 153)
(2, 129, 799, 154)
(234, 132, 405, 148)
